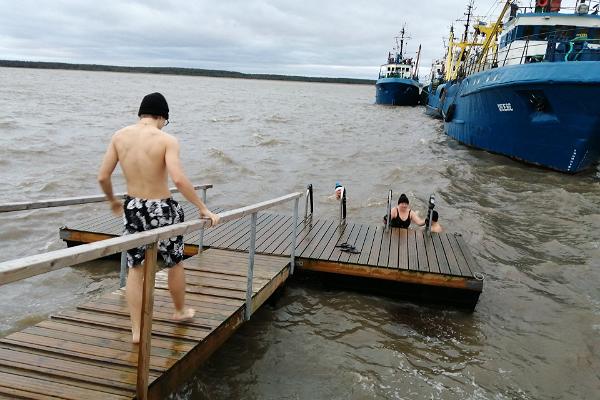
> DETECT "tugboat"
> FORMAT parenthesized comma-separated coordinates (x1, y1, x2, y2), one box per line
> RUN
(440, 0, 600, 173)
(375, 28, 422, 106)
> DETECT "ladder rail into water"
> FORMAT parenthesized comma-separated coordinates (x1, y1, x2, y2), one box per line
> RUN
(0, 190, 303, 400)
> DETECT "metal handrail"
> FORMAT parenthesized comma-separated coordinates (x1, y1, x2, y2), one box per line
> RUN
(0, 190, 303, 400)
(304, 184, 314, 219)
(339, 187, 346, 226)
(0, 184, 213, 213)
(386, 189, 392, 230)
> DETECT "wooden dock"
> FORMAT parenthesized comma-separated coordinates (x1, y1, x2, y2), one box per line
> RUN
(60, 202, 484, 308)
(0, 249, 289, 400)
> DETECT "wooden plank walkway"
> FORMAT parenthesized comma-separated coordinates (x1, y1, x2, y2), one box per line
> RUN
(0, 249, 289, 400)
(60, 205, 484, 299)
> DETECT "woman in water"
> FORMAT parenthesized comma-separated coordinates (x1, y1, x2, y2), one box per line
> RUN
(389, 193, 425, 228)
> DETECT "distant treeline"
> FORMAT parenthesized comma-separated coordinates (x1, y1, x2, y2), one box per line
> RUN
(0, 60, 374, 85)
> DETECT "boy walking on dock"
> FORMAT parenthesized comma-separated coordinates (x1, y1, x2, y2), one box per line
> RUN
(97, 92, 220, 343)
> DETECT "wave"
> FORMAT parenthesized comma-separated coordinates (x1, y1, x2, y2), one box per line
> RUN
(253, 133, 283, 147)
(264, 115, 289, 124)
(210, 115, 243, 123)
(208, 148, 236, 165)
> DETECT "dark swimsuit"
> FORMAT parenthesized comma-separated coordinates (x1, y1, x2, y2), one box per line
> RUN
(390, 209, 411, 228)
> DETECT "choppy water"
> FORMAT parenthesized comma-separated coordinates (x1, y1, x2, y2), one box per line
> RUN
(0, 67, 599, 399)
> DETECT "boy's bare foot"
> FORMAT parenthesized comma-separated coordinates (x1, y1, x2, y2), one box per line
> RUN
(173, 308, 195, 322)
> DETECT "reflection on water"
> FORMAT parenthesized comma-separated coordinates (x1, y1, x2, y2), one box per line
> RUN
(1, 67, 599, 399)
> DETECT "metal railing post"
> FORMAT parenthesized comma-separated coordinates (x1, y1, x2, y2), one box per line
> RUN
(136, 242, 158, 400)
(291, 197, 299, 275)
(198, 188, 208, 253)
(339, 188, 346, 227)
(304, 184, 313, 219)
(245, 212, 257, 321)
(119, 251, 127, 288)
(386, 190, 392, 230)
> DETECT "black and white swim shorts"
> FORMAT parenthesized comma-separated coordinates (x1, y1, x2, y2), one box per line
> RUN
(123, 195, 185, 268)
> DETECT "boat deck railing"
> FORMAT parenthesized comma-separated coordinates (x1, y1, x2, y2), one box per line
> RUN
(0, 188, 303, 399)
(461, 27, 600, 76)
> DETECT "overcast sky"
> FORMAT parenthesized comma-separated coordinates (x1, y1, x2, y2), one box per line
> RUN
(0, 0, 518, 79)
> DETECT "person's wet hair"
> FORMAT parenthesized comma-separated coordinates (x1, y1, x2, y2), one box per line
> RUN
(398, 193, 409, 205)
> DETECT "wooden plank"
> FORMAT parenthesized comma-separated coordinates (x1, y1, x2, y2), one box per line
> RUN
(423, 234, 440, 274)
(310, 223, 345, 261)
(407, 229, 419, 271)
(221, 213, 277, 250)
(377, 228, 392, 268)
(51, 310, 211, 341)
(138, 243, 158, 400)
(255, 216, 293, 254)
(236, 214, 287, 251)
(299, 220, 336, 260)
(440, 234, 462, 276)
(454, 234, 480, 277)
(201, 209, 249, 242)
(367, 226, 384, 266)
(0, 346, 138, 392)
(300, 259, 484, 291)
(295, 219, 330, 256)
(415, 230, 429, 272)
(35, 320, 194, 353)
(445, 234, 470, 277)
(339, 224, 365, 264)
(432, 234, 451, 275)
(0, 369, 129, 400)
(0, 334, 171, 374)
(272, 217, 317, 255)
(398, 229, 410, 270)
(388, 228, 400, 269)
(357, 225, 376, 265)
(21, 325, 187, 361)
(0, 364, 133, 397)
(209, 213, 270, 248)
(261, 216, 298, 255)
(326, 223, 356, 262)
(346, 225, 370, 264)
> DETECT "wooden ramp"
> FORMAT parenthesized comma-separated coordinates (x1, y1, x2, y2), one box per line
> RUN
(60, 204, 484, 307)
(0, 249, 289, 400)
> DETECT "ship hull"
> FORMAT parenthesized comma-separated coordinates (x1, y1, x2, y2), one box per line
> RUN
(442, 62, 600, 173)
(375, 78, 420, 106)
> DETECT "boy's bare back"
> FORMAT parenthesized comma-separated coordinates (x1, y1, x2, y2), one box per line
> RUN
(112, 123, 175, 199)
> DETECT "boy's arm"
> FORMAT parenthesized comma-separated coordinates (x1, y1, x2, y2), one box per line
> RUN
(97, 137, 122, 215)
(165, 136, 220, 226)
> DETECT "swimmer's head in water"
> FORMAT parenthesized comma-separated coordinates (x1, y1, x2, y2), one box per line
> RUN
(335, 182, 342, 189)
(398, 193, 409, 205)
(138, 92, 169, 120)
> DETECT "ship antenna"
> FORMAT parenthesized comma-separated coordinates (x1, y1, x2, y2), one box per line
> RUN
(400, 26, 405, 60)
(463, 0, 474, 42)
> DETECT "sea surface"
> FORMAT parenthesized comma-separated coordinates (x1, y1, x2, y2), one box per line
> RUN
(0, 67, 599, 399)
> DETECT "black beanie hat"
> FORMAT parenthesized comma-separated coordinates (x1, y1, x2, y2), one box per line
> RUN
(398, 193, 409, 205)
(138, 92, 169, 120)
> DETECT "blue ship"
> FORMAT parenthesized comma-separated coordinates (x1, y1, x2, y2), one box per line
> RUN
(434, 0, 600, 173)
(375, 28, 422, 106)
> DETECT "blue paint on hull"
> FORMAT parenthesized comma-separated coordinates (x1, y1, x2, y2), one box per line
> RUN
(375, 77, 420, 106)
(425, 83, 446, 119)
(441, 62, 600, 173)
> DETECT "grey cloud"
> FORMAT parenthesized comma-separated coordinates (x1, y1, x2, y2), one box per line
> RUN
(0, 0, 499, 78)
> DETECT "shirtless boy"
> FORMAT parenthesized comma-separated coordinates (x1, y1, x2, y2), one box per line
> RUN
(97, 92, 220, 343)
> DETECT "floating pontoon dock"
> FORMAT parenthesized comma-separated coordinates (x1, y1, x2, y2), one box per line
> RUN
(60, 201, 484, 307)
